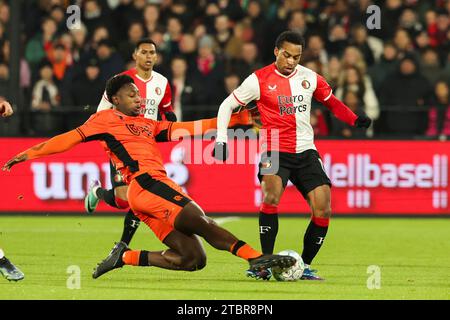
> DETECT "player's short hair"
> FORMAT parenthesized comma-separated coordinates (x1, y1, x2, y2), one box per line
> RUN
(275, 31, 305, 49)
(135, 38, 157, 51)
(106, 75, 135, 102)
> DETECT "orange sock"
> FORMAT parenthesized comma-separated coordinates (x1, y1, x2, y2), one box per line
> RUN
(230, 241, 262, 260)
(122, 250, 141, 266)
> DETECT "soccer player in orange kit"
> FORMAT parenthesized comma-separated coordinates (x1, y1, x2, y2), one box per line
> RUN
(3, 75, 296, 278)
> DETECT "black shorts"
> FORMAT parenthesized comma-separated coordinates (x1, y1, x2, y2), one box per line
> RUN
(110, 161, 127, 188)
(257, 149, 332, 198)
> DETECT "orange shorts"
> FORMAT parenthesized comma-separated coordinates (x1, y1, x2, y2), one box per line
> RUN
(128, 173, 192, 241)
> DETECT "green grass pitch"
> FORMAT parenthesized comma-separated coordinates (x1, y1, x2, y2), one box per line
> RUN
(0, 215, 449, 300)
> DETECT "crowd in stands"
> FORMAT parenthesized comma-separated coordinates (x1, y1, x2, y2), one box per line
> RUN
(0, 0, 448, 138)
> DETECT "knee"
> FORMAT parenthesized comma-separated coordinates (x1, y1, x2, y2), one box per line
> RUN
(313, 206, 332, 218)
(263, 192, 281, 206)
(181, 253, 207, 271)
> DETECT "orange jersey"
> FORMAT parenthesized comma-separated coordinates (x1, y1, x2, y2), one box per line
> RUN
(77, 109, 178, 183)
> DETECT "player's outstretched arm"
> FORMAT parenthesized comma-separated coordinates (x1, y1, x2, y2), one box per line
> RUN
(2, 130, 83, 171)
(0, 100, 14, 118)
(157, 112, 245, 142)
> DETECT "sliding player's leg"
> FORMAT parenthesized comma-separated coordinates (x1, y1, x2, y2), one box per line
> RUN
(92, 220, 207, 279)
(174, 202, 296, 275)
(128, 174, 297, 277)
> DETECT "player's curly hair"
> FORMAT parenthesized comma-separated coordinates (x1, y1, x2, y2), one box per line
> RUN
(275, 31, 305, 49)
(105, 75, 135, 102)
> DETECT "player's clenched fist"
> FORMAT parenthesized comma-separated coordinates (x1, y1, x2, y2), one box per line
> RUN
(0, 100, 13, 117)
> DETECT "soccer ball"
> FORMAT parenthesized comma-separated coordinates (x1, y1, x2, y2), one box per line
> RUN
(272, 250, 305, 281)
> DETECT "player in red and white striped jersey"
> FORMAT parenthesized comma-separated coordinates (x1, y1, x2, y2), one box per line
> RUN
(85, 39, 177, 256)
(214, 31, 371, 280)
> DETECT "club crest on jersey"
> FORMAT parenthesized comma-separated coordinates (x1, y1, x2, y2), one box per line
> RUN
(155, 87, 162, 95)
(125, 123, 153, 137)
(302, 80, 310, 89)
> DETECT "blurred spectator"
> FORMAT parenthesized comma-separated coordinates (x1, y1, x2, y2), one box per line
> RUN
(62, 58, 103, 107)
(163, 16, 183, 58)
(47, 43, 70, 82)
(287, 10, 309, 38)
(245, 0, 269, 59)
(214, 14, 233, 54)
(25, 17, 57, 69)
(90, 25, 110, 51)
(380, 0, 404, 40)
(326, 0, 352, 35)
(223, 73, 240, 96)
(58, 33, 74, 64)
(223, 22, 246, 61)
(303, 59, 323, 75)
(335, 66, 379, 136)
(434, 9, 449, 64)
(49, 5, 66, 34)
(118, 21, 145, 62)
(31, 61, 59, 111)
(83, 0, 112, 35)
(393, 28, 416, 59)
(0, 40, 31, 93)
(121, 0, 147, 29)
(331, 91, 367, 138)
(349, 24, 383, 66)
(426, 81, 450, 138)
(164, 0, 195, 29)
(192, 35, 225, 117)
(178, 33, 198, 72)
(340, 46, 367, 75)
(143, 4, 161, 35)
(303, 34, 328, 66)
(229, 42, 262, 80)
(398, 8, 424, 39)
(323, 55, 341, 90)
(414, 30, 431, 51)
(169, 56, 203, 121)
(420, 47, 445, 85)
(0, 0, 9, 27)
(379, 55, 432, 136)
(369, 42, 399, 95)
(326, 24, 348, 57)
(95, 39, 124, 82)
(222, 73, 253, 129)
(31, 60, 61, 135)
(214, 0, 245, 22)
(70, 23, 90, 64)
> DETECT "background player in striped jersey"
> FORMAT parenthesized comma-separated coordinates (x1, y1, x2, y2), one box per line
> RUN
(214, 31, 371, 280)
(84, 39, 177, 255)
